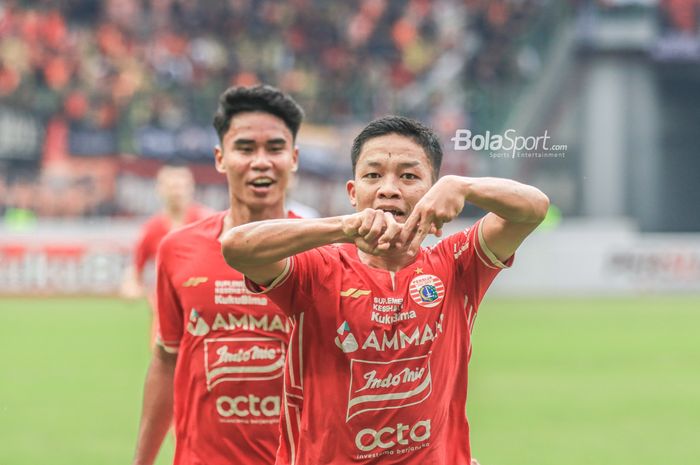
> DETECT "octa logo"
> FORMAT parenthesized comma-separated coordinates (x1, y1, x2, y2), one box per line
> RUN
(354, 419, 431, 452)
(216, 394, 280, 418)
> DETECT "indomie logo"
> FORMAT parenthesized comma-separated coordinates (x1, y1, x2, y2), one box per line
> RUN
(205, 337, 285, 390)
(358, 367, 426, 391)
(346, 355, 432, 421)
(214, 345, 280, 366)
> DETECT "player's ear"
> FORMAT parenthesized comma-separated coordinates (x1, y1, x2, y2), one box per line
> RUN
(214, 145, 226, 173)
(346, 180, 357, 207)
(291, 146, 299, 173)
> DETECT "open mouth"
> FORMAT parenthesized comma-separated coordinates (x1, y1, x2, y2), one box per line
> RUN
(377, 208, 406, 220)
(248, 177, 276, 189)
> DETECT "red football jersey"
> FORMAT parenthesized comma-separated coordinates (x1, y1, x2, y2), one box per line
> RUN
(133, 203, 211, 280)
(157, 210, 298, 465)
(248, 218, 512, 465)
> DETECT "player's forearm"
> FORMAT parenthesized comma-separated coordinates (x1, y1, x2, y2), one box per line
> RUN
(222, 217, 348, 269)
(458, 176, 549, 223)
(132, 349, 176, 465)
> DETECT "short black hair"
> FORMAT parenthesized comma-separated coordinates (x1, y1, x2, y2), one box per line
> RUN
(212, 85, 305, 143)
(350, 116, 443, 180)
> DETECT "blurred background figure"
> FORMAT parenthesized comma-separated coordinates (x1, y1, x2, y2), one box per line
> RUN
(120, 162, 210, 341)
(120, 162, 202, 298)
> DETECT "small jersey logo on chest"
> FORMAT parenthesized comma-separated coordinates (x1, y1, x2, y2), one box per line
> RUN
(340, 288, 371, 299)
(183, 276, 208, 287)
(214, 279, 269, 306)
(408, 274, 445, 308)
(371, 296, 416, 324)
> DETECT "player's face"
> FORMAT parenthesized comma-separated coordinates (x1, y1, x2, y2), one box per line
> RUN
(215, 112, 298, 212)
(347, 134, 434, 222)
(157, 167, 195, 210)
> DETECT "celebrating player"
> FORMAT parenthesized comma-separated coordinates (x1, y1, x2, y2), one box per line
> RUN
(222, 116, 549, 464)
(131, 85, 304, 465)
(120, 162, 211, 343)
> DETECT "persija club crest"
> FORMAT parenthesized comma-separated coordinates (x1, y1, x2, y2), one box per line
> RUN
(409, 274, 445, 308)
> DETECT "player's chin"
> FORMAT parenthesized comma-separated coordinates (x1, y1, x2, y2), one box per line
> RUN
(248, 192, 283, 208)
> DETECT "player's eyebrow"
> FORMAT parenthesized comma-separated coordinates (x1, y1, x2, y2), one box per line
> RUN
(232, 138, 256, 146)
(265, 138, 287, 146)
(365, 160, 420, 168)
(397, 160, 421, 169)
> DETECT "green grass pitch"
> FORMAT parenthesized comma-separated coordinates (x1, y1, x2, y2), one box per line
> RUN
(1, 296, 698, 465)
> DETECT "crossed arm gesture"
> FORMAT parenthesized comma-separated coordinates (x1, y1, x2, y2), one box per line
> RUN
(222, 176, 548, 284)
(341, 176, 549, 262)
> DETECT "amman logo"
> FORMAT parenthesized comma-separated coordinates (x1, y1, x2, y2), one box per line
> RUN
(335, 321, 359, 353)
(186, 308, 210, 336)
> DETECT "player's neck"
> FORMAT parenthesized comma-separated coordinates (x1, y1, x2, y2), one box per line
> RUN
(165, 204, 187, 226)
(356, 249, 417, 273)
(227, 203, 286, 228)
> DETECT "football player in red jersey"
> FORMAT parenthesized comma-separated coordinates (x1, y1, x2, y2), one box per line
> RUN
(131, 85, 305, 465)
(121, 162, 211, 343)
(222, 116, 549, 465)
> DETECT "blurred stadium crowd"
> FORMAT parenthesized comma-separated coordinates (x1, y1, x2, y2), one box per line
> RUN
(0, 0, 694, 219)
(1, 0, 548, 127)
(0, 0, 560, 219)
(660, 0, 700, 34)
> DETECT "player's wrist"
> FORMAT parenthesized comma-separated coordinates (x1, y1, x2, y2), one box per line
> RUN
(449, 175, 473, 200)
(339, 214, 361, 242)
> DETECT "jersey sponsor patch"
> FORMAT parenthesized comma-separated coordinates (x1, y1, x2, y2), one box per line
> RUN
(183, 276, 208, 287)
(346, 354, 432, 421)
(187, 308, 210, 336)
(215, 279, 269, 305)
(360, 316, 444, 353)
(354, 419, 431, 458)
(408, 274, 445, 308)
(340, 288, 371, 298)
(335, 321, 360, 353)
(204, 337, 285, 390)
(216, 393, 281, 424)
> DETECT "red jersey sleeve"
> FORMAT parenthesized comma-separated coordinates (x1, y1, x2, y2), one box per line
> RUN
(134, 206, 209, 278)
(155, 238, 184, 353)
(133, 217, 164, 276)
(133, 227, 153, 276)
(245, 247, 331, 317)
(435, 217, 514, 310)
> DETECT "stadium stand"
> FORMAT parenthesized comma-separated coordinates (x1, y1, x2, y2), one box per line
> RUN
(0, 0, 560, 218)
